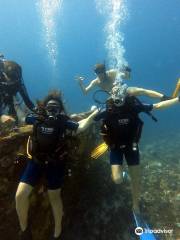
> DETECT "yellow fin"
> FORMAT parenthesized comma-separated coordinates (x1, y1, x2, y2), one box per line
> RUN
(91, 142, 108, 159)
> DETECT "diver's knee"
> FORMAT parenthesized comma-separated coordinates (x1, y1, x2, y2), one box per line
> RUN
(15, 183, 32, 203)
(48, 189, 61, 203)
(112, 175, 123, 184)
(15, 190, 28, 204)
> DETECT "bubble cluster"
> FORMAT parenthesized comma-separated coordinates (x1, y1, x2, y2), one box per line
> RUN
(95, 0, 128, 74)
(36, 0, 63, 67)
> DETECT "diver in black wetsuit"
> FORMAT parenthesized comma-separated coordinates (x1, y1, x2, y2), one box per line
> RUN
(94, 91, 180, 214)
(15, 90, 98, 240)
(0, 54, 34, 122)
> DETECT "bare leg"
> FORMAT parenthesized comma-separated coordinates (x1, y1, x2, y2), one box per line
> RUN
(128, 165, 141, 213)
(172, 78, 180, 98)
(15, 182, 33, 231)
(48, 189, 63, 238)
(111, 165, 123, 184)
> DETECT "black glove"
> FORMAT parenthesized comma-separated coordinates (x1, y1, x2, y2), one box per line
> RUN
(33, 106, 47, 120)
(31, 106, 38, 113)
(161, 95, 172, 101)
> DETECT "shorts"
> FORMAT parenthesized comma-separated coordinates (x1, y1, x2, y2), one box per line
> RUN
(110, 145, 140, 166)
(20, 159, 65, 190)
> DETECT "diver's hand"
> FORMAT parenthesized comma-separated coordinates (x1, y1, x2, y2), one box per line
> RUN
(31, 106, 39, 113)
(160, 95, 172, 101)
(0, 115, 15, 124)
(75, 76, 85, 85)
(178, 78, 180, 87)
(90, 105, 98, 111)
(90, 108, 98, 118)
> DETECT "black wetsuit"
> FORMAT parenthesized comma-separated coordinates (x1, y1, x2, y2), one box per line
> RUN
(94, 96, 153, 165)
(20, 113, 79, 189)
(0, 60, 34, 120)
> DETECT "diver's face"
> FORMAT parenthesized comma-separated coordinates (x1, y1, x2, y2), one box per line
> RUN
(46, 106, 60, 116)
(113, 97, 125, 107)
(46, 101, 61, 117)
(96, 71, 106, 81)
(106, 98, 125, 112)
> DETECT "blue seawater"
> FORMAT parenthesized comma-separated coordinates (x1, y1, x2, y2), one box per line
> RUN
(0, 0, 180, 140)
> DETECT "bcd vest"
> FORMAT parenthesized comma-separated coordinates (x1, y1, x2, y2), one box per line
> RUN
(31, 114, 70, 161)
(0, 61, 22, 95)
(2, 61, 22, 81)
(101, 104, 143, 147)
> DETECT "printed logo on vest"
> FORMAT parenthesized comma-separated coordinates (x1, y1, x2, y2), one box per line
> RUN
(41, 126, 54, 134)
(118, 119, 129, 125)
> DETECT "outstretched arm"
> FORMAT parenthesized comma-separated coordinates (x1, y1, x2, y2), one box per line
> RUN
(77, 77, 98, 95)
(19, 83, 35, 111)
(127, 87, 163, 98)
(153, 97, 180, 110)
(76, 109, 98, 134)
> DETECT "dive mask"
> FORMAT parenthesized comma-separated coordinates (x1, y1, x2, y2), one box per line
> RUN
(94, 68, 105, 75)
(94, 64, 106, 75)
(113, 96, 125, 107)
(46, 100, 61, 118)
(106, 96, 126, 112)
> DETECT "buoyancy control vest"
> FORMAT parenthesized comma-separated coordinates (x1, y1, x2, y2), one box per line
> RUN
(101, 96, 143, 147)
(30, 114, 70, 162)
(0, 61, 22, 95)
(2, 61, 22, 81)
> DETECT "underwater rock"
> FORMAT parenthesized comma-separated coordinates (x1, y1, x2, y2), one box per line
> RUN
(0, 126, 179, 239)
(0, 124, 137, 240)
(175, 193, 180, 201)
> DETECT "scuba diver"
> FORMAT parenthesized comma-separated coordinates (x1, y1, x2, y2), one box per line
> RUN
(76, 63, 131, 93)
(0, 54, 34, 123)
(76, 62, 168, 100)
(92, 86, 180, 214)
(15, 90, 98, 240)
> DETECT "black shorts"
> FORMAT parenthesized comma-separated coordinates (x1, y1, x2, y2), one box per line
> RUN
(110, 145, 140, 166)
(20, 159, 65, 190)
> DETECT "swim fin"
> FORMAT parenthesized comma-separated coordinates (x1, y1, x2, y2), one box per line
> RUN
(91, 142, 108, 159)
(133, 211, 157, 240)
